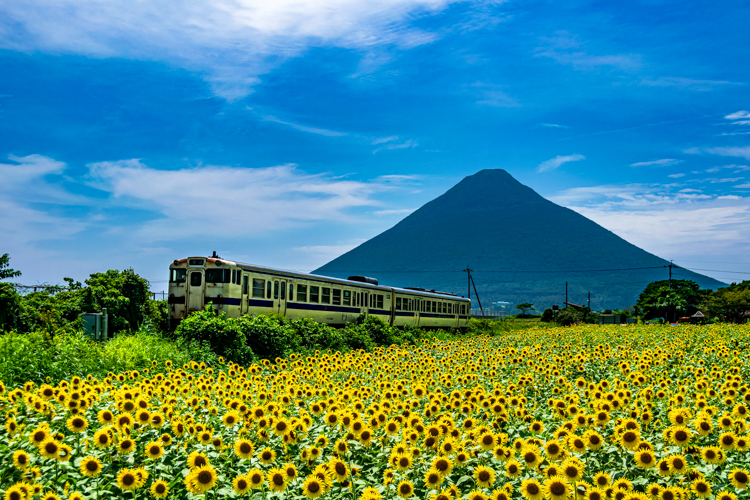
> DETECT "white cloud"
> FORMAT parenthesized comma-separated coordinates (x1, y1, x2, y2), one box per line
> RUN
(735, 183, 750, 188)
(629, 158, 683, 167)
(86, 160, 394, 240)
(537, 154, 585, 173)
(540, 123, 568, 128)
(0, 0, 470, 100)
(704, 146, 750, 161)
(471, 82, 520, 108)
(640, 77, 743, 92)
(535, 32, 640, 71)
(706, 167, 721, 173)
(668, 173, 685, 178)
(733, 121, 750, 126)
(371, 136, 400, 145)
(261, 115, 348, 137)
(551, 182, 750, 275)
(725, 111, 750, 120)
(371, 208, 416, 215)
(373, 139, 418, 154)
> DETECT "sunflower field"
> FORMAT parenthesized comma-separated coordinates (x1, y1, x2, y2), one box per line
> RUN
(1, 323, 750, 500)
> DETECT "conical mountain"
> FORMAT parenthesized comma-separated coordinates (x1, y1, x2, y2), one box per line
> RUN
(314, 169, 724, 311)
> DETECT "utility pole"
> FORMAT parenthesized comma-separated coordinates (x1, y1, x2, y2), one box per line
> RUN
(464, 265, 472, 300)
(587, 291, 590, 310)
(565, 282, 568, 306)
(463, 266, 484, 315)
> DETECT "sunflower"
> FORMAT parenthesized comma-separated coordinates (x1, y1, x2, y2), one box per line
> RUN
(116, 468, 140, 491)
(232, 474, 251, 496)
(144, 441, 164, 460)
(150, 480, 169, 498)
(620, 430, 640, 450)
(715, 491, 737, 500)
(467, 490, 488, 500)
(568, 435, 587, 454)
(283, 462, 300, 482)
(117, 437, 135, 455)
(222, 410, 241, 427)
(506, 459, 522, 478)
(718, 432, 736, 450)
(474, 465, 496, 488)
(79, 456, 102, 477)
(394, 454, 413, 472)
(583, 430, 604, 451)
(302, 476, 326, 499)
(521, 479, 544, 500)
(187, 451, 210, 469)
(668, 455, 688, 476)
(691, 480, 712, 499)
(66, 415, 88, 433)
(186, 465, 218, 495)
(424, 469, 444, 489)
(97, 409, 115, 425)
(700, 446, 722, 465)
(12, 450, 30, 470)
(247, 469, 265, 489)
(432, 456, 453, 477)
(258, 447, 276, 465)
(38, 438, 60, 459)
(634, 450, 656, 468)
(267, 468, 288, 492)
(544, 440, 565, 460)
(4, 485, 25, 500)
(729, 469, 749, 490)
(234, 439, 254, 459)
(521, 446, 542, 469)
(329, 459, 348, 482)
(592, 472, 611, 488)
(545, 476, 572, 500)
(396, 480, 415, 498)
(93, 428, 112, 448)
(39, 492, 61, 500)
(671, 426, 691, 447)
(560, 458, 584, 482)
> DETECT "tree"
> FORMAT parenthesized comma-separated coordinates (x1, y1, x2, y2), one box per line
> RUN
(636, 279, 709, 322)
(705, 281, 750, 323)
(0, 253, 21, 280)
(540, 308, 554, 322)
(83, 269, 151, 334)
(515, 303, 535, 317)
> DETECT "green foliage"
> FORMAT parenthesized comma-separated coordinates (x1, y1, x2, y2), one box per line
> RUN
(540, 308, 554, 322)
(514, 302, 534, 316)
(636, 279, 709, 321)
(704, 280, 750, 323)
(0, 253, 21, 280)
(556, 308, 581, 326)
(82, 268, 151, 334)
(0, 327, 212, 386)
(173, 306, 257, 363)
(0, 283, 21, 332)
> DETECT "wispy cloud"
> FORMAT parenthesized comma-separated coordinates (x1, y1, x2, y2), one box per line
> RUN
(668, 173, 685, 178)
(640, 77, 743, 92)
(629, 158, 683, 167)
(371, 208, 416, 215)
(373, 139, 418, 154)
(535, 31, 641, 71)
(540, 123, 568, 129)
(371, 136, 400, 145)
(471, 83, 520, 108)
(726, 111, 750, 120)
(0, 0, 470, 100)
(537, 154, 585, 173)
(260, 115, 348, 137)
(683, 146, 750, 161)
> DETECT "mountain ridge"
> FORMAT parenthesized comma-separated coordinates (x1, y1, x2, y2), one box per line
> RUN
(314, 169, 724, 310)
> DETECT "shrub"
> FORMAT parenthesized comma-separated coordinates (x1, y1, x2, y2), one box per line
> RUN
(173, 306, 256, 364)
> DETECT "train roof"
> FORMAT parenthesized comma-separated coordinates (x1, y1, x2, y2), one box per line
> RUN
(174, 256, 470, 302)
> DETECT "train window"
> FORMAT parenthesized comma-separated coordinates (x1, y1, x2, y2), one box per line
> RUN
(377, 295, 383, 309)
(322, 288, 330, 304)
(189, 259, 204, 266)
(432, 301, 436, 313)
(280, 282, 286, 300)
(462, 304, 466, 315)
(332, 289, 341, 305)
(370, 294, 374, 308)
(267, 281, 271, 299)
(231, 270, 236, 283)
(396, 298, 401, 310)
(297, 284, 307, 302)
(205, 269, 229, 284)
(273, 281, 279, 299)
(170, 269, 187, 283)
(289, 283, 294, 301)
(443, 303, 447, 313)
(252, 279, 264, 298)
(343, 291, 351, 306)
(190, 272, 202, 287)
(310, 286, 319, 303)
(447, 303, 451, 314)
(243, 276, 248, 295)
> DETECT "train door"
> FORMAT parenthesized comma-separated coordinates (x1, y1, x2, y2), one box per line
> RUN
(186, 270, 204, 312)
(241, 275, 249, 315)
(273, 279, 288, 316)
(363, 291, 369, 315)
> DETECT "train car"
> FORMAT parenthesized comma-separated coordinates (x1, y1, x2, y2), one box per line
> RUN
(168, 253, 470, 330)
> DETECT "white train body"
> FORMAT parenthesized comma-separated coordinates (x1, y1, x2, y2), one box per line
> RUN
(168, 256, 471, 330)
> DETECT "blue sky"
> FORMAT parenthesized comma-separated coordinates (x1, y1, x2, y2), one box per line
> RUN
(1, 0, 750, 290)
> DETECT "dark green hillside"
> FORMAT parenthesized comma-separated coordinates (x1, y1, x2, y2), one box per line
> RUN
(314, 169, 724, 311)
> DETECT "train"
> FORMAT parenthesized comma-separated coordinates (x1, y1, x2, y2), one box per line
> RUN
(168, 253, 471, 330)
